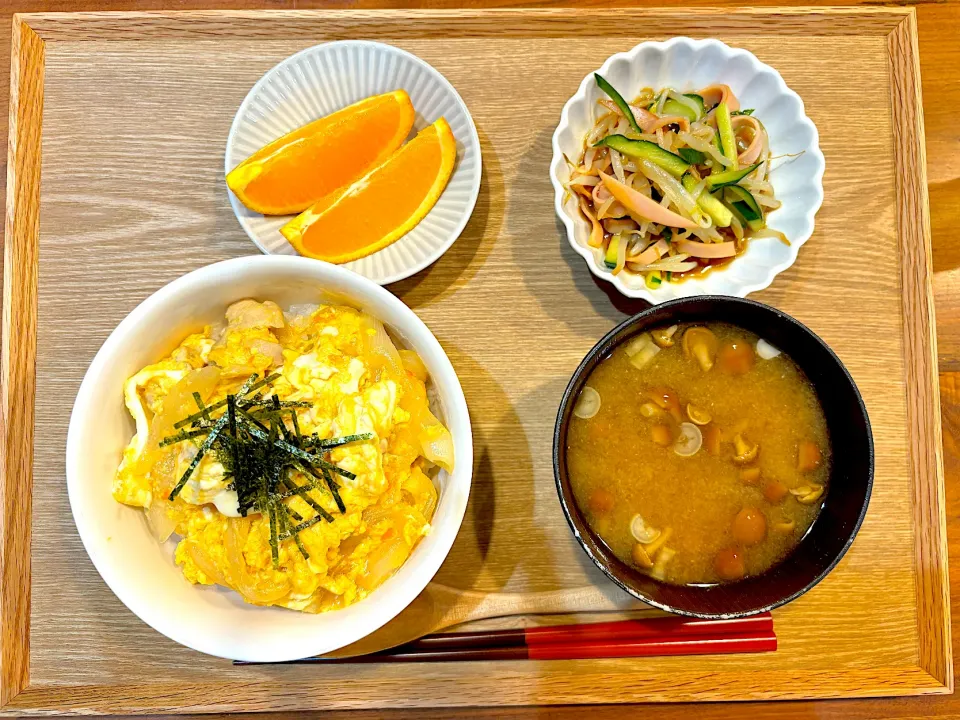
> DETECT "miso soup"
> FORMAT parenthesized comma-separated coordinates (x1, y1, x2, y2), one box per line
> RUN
(566, 323, 830, 585)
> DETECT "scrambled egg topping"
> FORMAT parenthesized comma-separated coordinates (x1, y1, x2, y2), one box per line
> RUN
(113, 300, 452, 613)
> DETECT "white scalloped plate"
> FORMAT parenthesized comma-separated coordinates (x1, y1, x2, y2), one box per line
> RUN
(226, 41, 482, 285)
(551, 37, 825, 302)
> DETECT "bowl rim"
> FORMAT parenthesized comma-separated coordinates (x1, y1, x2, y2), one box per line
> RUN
(552, 296, 874, 618)
(224, 39, 483, 286)
(65, 255, 473, 660)
(550, 36, 826, 303)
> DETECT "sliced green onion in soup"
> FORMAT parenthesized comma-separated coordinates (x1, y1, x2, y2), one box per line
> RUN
(573, 386, 601, 419)
(650, 547, 676, 581)
(630, 513, 661, 544)
(673, 422, 703, 457)
(756, 338, 781, 359)
(623, 333, 661, 370)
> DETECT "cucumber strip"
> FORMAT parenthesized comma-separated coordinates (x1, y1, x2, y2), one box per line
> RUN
(604, 235, 620, 268)
(661, 98, 697, 123)
(682, 172, 733, 227)
(723, 186, 763, 221)
(723, 186, 765, 230)
(716, 102, 739, 170)
(685, 94, 706, 117)
(596, 135, 689, 178)
(661, 94, 707, 123)
(645, 271, 663, 289)
(594, 74, 643, 136)
(678, 147, 706, 165)
(705, 162, 762, 190)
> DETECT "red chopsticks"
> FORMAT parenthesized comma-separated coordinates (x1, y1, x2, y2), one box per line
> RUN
(245, 612, 775, 664)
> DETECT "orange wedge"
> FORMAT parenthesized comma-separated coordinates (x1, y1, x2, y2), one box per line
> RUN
(280, 118, 457, 264)
(226, 90, 415, 216)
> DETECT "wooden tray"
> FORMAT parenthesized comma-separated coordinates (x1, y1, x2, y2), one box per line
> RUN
(0, 7, 950, 713)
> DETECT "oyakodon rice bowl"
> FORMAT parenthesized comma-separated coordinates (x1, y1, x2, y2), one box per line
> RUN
(67, 256, 472, 662)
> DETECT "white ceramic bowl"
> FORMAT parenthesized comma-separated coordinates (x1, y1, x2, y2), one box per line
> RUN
(66, 256, 473, 662)
(226, 40, 482, 285)
(551, 37, 825, 302)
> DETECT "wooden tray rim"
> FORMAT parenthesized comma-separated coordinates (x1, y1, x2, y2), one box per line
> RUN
(0, 6, 950, 713)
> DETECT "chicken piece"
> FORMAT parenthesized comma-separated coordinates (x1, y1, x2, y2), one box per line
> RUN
(225, 299, 285, 329)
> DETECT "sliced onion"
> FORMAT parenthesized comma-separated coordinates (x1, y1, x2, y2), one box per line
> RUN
(145, 499, 176, 543)
(573, 387, 601, 419)
(134, 366, 221, 476)
(674, 422, 703, 457)
(224, 519, 290, 604)
(358, 537, 410, 591)
(362, 314, 403, 375)
(419, 409, 454, 472)
(404, 468, 439, 520)
(756, 339, 782, 360)
(399, 349, 428, 382)
(184, 540, 226, 585)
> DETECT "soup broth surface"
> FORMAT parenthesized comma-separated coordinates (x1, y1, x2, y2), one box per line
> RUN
(566, 322, 830, 585)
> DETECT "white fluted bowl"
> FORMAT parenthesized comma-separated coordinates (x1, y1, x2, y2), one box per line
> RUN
(226, 41, 482, 285)
(551, 37, 824, 302)
(66, 256, 473, 661)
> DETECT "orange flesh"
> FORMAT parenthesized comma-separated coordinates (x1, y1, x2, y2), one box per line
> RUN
(282, 119, 456, 263)
(226, 91, 415, 216)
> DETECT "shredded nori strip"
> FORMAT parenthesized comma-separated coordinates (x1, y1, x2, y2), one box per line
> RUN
(235, 415, 358, 481)
(162, 371, 368, 568)
(267, 496, 280, 567)
(289, 409, 302, 442)
(307, 433, 375, 450)
(281, 507, 310, 559)
(168, 411, 230, 501)
(193, 392, 211, 423)
(279, 513, 326, 540)
(282, 475, 335, 522)
(173, 372, 280, 429)
(321, 467, 347, 513)
(159, 427, 208, 447)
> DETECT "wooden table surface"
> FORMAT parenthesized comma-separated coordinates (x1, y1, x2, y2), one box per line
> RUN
(1, 0, 958, 717)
